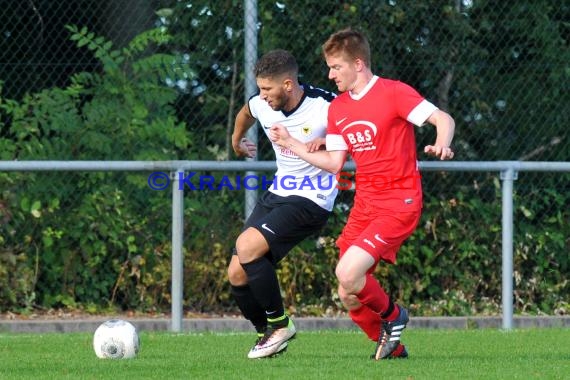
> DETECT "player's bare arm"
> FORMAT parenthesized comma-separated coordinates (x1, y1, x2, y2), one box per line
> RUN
(305, 137, 326, 153)
(423, 109, 455, 160)
(232, 104, 258, 158)
(270, 124, 346, 174)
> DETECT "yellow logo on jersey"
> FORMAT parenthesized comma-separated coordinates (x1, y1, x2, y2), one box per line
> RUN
(301, 125, 312, 137)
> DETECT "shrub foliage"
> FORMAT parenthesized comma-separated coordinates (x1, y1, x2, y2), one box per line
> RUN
(0, 26, 568, 317)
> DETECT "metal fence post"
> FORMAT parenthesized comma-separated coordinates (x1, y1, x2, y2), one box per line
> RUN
(500, 165, 518, 329)
(244, 0, 258, 219)
(171, 169, 185, 332)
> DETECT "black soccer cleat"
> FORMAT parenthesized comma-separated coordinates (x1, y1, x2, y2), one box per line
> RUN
(387, 343, 408, 359)
(373, 305, 409, 360)
(370, 343, 408, 360)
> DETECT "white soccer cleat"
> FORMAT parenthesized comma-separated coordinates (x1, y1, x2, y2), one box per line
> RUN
(247, 319, 296, 359)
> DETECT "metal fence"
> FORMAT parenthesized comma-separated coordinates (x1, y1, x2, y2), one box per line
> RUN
(1, 1, 567, 161)
(1, 2, 568, 327)
(1, 160, 569, 331)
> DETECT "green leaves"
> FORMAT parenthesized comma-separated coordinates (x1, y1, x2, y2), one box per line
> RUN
(0, 24, 198, 312)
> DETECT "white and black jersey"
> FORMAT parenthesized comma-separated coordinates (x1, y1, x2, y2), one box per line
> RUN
(248, 84, 338, 211)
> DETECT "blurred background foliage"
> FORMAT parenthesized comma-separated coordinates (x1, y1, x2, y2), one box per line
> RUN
(0, 0, 568, 317)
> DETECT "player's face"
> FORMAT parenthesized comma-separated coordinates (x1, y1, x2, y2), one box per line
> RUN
(325, 54, 357, 93)
(256, 77, 289, 111)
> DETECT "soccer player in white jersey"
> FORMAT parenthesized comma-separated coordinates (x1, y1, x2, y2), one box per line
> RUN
(227, 49, 338, 359)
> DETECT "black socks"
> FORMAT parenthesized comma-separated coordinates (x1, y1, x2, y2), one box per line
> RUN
(230, 284, 266, 333)
(240, 257, 285, 322)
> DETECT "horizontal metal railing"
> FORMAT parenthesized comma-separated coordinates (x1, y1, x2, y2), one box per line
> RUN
(2, 160, 569, 331)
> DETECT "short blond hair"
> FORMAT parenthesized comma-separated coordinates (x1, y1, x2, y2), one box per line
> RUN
(322, 28, 371, 68)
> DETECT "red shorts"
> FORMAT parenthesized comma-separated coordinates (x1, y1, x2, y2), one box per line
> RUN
(336, 204, 421, 268)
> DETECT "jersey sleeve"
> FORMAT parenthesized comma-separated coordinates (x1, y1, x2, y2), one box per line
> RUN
(394, 82, 438, 127)
(326, 134, 348, 151)
(407, 100, 438, 127)
(325, 106, 348, 151)
(247, 95, 261, 119)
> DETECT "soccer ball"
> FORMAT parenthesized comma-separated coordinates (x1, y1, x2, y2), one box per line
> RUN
(93, 319, 140, 359)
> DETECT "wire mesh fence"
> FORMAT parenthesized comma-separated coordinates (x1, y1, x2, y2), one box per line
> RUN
(2, 1, 567, 160)
(0, 1, 568, 315)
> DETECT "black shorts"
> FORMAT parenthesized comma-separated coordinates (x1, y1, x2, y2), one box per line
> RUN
(238, 191, 331, 265)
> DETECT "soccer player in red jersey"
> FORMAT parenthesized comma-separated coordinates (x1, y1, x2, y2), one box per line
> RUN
(270, 28, 455, 360)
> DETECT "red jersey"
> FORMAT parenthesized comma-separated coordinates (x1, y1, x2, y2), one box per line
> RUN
(326, 76, 437, 211)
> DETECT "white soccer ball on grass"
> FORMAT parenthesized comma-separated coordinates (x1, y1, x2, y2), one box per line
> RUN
(93, 319, 140, 359)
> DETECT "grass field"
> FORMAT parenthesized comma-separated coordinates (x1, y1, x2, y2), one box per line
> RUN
(1, 328, 569, 379)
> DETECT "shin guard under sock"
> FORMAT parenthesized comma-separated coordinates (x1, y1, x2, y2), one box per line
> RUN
(230, 284, 267, 333)
(355, 274, 391, 314)
(349, 305, 382, 341)
(241, 257, 285, 321)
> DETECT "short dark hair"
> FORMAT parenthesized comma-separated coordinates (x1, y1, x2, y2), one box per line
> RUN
(322, 28, 371, 68)
(254, 49, 299, 80)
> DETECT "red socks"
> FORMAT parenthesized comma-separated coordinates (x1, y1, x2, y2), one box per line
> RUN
(349, 275, 400, 340)
(355, 274, 390, 314)
(349, 305, 381, 341)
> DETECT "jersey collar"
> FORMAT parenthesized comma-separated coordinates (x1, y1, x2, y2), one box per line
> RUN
(281, 84, 306, 117)
(349, 76, 378, 101)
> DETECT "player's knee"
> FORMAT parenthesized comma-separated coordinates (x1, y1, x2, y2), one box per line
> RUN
(335, 264, 359, 293)
(338, 286, 360, 309)
(235, 229, 267, 263)
(235, 237, 254, 262)
(227, 259, 247, 286)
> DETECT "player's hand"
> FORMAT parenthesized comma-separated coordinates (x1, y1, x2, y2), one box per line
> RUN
(269, 124, 291, 147)
(424, 145, 454, 160)
(306, 137, 326, 152)
(234, 138, 257, 158)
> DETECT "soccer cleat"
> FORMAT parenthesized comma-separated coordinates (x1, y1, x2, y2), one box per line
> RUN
(373, 305, 409, 360)
(388, 343, 408, 359)
(247, 319, 296, 359)
(252, 335, 288, 357)
(271, 342, 289, 357)
(369, 343, 408, 360)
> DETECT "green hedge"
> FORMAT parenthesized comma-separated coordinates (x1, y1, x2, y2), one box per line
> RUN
(0, 26, 568, 316)
(1, 174, 568, 316)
